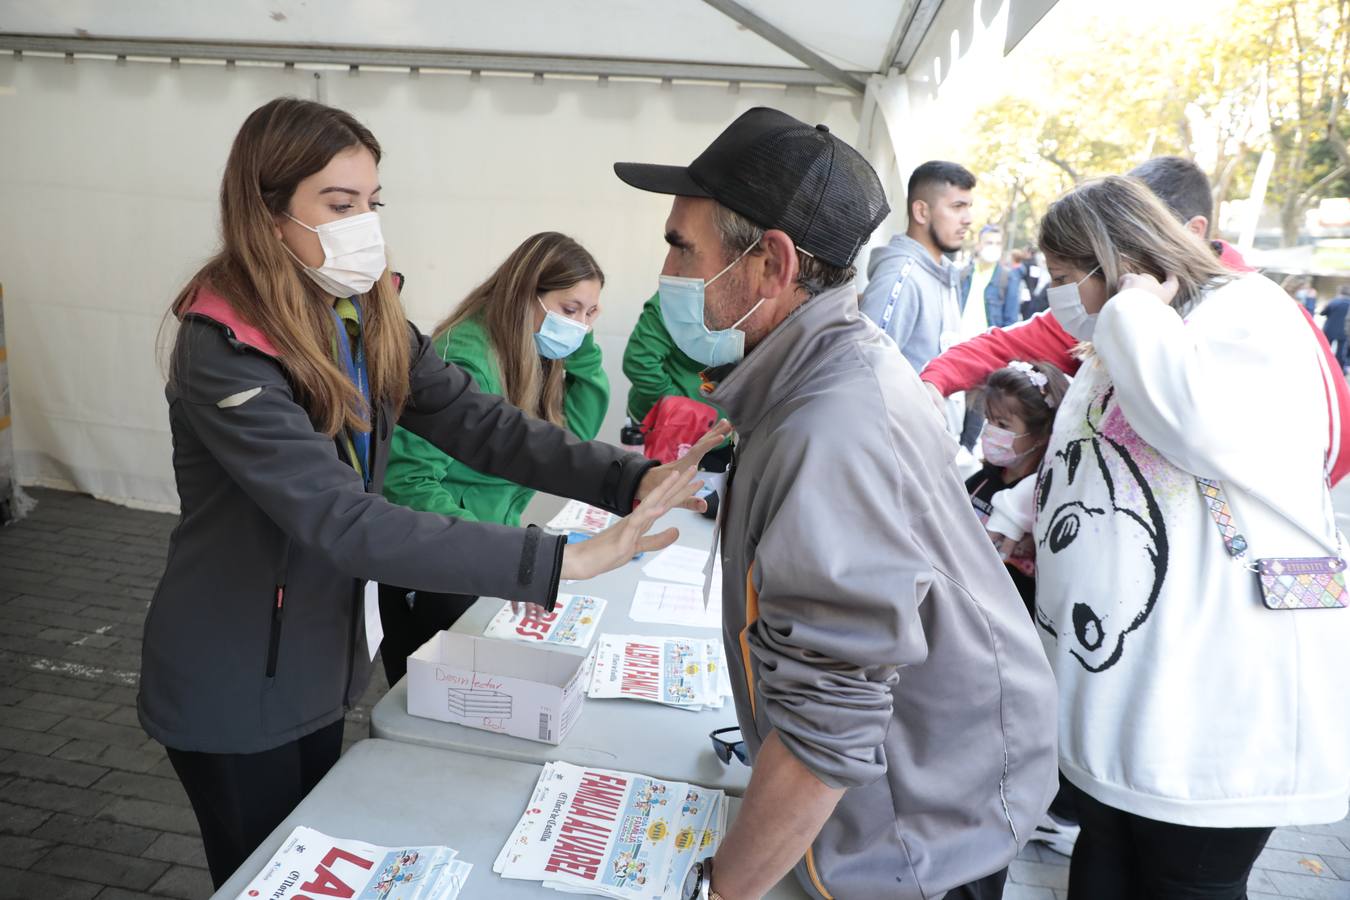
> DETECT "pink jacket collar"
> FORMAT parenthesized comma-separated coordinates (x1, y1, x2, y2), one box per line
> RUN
(182, 287, 280, 358)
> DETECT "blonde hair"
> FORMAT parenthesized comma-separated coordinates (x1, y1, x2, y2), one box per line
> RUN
(1038, 175, 1231, 315)
(171, 98, 409, 437)
(436, 233, 603, 428)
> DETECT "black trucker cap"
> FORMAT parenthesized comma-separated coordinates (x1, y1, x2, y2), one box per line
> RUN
(614, 107, 890, 268)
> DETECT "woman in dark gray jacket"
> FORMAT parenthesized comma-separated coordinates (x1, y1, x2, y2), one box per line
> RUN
(140, 98, 723, 888)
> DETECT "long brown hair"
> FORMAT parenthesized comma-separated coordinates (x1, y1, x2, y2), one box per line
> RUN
(436, 233, 603, 428)
(171, 98, 409, 436)
(1038, 175, 1231, 316)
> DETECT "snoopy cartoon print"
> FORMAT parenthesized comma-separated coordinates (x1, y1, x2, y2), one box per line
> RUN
(1034, 380, 1181, 673)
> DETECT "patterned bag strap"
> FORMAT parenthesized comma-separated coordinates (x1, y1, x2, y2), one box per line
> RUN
(1200, 475, 1343, 564)
(1196, 477, 1250, 561)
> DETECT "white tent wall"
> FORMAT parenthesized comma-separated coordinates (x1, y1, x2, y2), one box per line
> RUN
(326, 68, 860, 489)
(0, 0, 1058, 512)
(0, 54, 858, 510)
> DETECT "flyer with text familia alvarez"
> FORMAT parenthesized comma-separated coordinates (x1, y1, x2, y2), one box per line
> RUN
(494, 762, 727, 899)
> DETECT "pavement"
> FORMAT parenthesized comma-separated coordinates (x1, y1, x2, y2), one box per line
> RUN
(0, 488, 386, 899)
(0, 487, 1349, 899)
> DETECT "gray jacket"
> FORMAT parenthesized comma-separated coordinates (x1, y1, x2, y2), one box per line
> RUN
(139, 297, 652, 754)
(708, 285, 1057, 899)
(859, 234, 963, 373)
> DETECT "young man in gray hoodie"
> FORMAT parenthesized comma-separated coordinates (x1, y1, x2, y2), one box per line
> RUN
(859, 160, 975, 374)
(615, 110, 1058, 900)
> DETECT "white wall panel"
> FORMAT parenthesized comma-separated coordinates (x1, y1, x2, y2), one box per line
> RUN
(0, 54, 858, 508)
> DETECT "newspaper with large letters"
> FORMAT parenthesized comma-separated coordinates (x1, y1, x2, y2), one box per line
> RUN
(494, 762, 726, 899)
(586, 635, 732, 711)
(234, 826, 471, 900)
(483, 594, 607, 649)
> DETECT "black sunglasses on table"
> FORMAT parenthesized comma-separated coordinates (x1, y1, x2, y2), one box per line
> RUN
(710, 726, 748, 765)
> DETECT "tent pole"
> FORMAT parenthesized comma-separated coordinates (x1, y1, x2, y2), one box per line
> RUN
(697, 0, 866, 94)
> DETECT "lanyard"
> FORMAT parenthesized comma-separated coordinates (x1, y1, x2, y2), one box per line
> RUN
(330, 303, 372, 485)
(878, 259, 914, 333)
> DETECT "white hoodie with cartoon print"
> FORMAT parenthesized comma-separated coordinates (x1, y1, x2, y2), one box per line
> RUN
(1035, 273, 1350, 828)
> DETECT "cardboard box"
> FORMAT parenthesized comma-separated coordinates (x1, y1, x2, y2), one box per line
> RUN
(406, 631, 592, 745)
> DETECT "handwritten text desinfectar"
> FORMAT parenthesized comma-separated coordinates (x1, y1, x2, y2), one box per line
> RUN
(433, 667, 505, 691)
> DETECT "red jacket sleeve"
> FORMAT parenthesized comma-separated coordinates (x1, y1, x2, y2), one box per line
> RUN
(919, 312, 1081, 395)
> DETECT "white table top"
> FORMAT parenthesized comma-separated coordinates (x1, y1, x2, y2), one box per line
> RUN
(371, 508, 751, 796)
(211, 739, 807, 899)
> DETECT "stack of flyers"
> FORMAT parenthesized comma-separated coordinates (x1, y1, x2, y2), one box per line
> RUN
(586, 635, 733, 711)
(494, 761, 727, 899)
(483, 594, 607, 649)
(640, 545, 709, 586)
(234, 826, 471, 900)
(547, 500, 620, 535)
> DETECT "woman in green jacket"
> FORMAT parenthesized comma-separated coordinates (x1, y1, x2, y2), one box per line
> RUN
(377, 232, 609, 685)
(622, 292, 732, 470)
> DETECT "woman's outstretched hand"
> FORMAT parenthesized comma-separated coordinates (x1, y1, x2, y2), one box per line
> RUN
(635, 420, 734, 514)
(562, 469, 702, 581)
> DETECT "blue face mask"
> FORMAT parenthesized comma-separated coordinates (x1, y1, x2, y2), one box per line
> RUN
(658, 241, 765, 368)
(533, 298, 589, 359)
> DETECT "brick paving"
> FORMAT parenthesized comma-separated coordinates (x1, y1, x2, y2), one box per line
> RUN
(0, 487, 1349, 898)
(0, 488, 386, 900)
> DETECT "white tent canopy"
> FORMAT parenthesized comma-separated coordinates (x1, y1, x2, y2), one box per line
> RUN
(0, 0, 1057, 509)
(1, 1, 1056, 87)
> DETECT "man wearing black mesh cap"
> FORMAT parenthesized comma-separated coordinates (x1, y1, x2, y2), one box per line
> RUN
(616, 108, 1058, 900)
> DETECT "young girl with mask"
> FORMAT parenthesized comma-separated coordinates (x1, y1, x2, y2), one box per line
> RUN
(143, 99, 721, 887)
(377, 232, 608, 686)
(964, 359, 1068, 612)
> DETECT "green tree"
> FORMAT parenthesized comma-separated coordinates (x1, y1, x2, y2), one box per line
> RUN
(964, 15, 1203, 245)
(962, 0, 1350, 247)
(1248, 0, 1350, 244)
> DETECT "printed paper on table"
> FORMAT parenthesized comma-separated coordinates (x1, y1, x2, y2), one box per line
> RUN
(483, 594, 606, 649)
(629, 582, 721, 630)
(494, 761, 727, 899)
(547, 500, 620, 535)
(587, 635, 731, 711)
(234, 825, 471, 900)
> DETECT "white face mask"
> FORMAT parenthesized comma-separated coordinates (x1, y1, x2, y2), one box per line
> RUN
(284, 211, 387, 297)
(1046, 266, 1101, 341)
(979, 245, 1002, 264)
